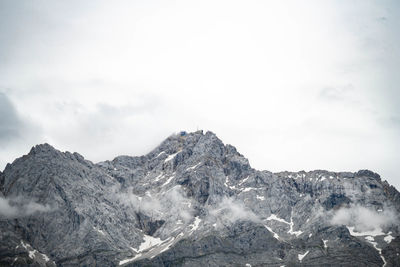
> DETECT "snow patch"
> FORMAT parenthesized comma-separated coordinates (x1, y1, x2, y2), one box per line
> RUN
(154, 173, 164, 182)
(162, 175, 175, 186)
(298, 251, 309, 261)
(186, 162, 201, 171)
(264, 225, 280, 240)
(256, 195, 265, 201)
(241, 187, 257, 192)
(164, 151, 180, 162)
(119, 253, 142, 265)
(20, 241, 50, 262)
(364, 236, 387, 266)
(94, 227, 106, 236)
(384, 232, 394, 244)
(155, 151, 165, 159)
(287, 216, 303, 237)
(266, 214, 290, 225)
(190, 217, 201, 232)
(323, 239, 328, 249)
(347, 226, 384, 237)
(132, 235, 165, 253)
(266, 214, 303, 236)
(239, 176, 250, 185)
(119, 235, 170, 265)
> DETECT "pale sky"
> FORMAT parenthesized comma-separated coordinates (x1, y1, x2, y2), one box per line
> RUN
(1, 0, 399, 189)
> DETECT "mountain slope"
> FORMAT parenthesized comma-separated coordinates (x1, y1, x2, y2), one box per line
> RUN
(0, 130, 399, 266)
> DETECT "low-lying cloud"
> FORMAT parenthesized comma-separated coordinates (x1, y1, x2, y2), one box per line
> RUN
(118, 185, 194, 222)
(330, 204, 398, 232)
(208, 197, 260, 226)
(0, 196, 53, 218)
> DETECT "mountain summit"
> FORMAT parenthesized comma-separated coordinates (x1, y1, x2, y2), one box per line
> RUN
(0, 130, 399, 266)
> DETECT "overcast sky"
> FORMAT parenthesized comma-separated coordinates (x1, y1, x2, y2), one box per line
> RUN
(1, 0, 399, 189)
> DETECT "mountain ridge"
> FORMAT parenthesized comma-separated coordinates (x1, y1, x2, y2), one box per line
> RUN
(0, 130, 399, 266)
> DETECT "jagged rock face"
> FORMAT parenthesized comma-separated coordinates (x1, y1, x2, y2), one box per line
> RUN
(0, 130, 399, 267)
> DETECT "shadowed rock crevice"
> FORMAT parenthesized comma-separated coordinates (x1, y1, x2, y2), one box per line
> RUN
(134, 212, 165, 236)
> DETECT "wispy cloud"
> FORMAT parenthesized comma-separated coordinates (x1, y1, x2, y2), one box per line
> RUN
(207, 197, 260, 226)
(0, 196, 54, 218)
(330, 204, 398, 232)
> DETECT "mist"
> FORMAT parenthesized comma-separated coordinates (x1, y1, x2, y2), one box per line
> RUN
(330, 204, 398, 232)
(0, 196, 53, 218)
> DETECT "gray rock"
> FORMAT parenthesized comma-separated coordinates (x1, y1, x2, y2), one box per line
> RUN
(0, 131, 399, 266)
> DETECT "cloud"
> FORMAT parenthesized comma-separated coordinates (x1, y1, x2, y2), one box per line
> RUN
(208, 197, 260, 226)
(118, 185, 194, 222)
(1, 0, 400, 191)
(0, 196, 53, 218)
(0, 92, 22, 144)
(330, 204, 398, 232)
(319, 85, 354, 102)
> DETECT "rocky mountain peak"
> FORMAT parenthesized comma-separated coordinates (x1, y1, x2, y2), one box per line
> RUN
(0, 131, 399, 267)
(28, 143, 58, 156)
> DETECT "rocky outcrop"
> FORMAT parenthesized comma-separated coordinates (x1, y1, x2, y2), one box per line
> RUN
(0, 130, 399, 266)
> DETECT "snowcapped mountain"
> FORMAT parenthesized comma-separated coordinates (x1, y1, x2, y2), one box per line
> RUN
(0, 130, 399, 266)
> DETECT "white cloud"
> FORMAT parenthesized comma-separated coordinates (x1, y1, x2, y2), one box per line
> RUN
(208, 197, 260, 225)
(330, 204, 398, 232)
(0, 0, 399, 189)
(0, 196, 53, 218)
(118, 186, 194, 222)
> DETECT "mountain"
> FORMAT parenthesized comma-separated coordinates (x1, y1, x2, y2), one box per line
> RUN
(0, 130, 399, 266)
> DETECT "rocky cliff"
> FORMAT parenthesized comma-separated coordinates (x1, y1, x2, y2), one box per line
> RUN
(0, 131, 399, 266)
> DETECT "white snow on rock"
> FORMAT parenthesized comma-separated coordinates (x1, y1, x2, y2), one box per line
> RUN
(320, 177, 326, 182)
(239, 176, 250, 185)
(20, 241, 51, 262)
(119, 235, 169, 265)
(384, 232, 394, 244)
(323, 239, 328, 249)
(190, 217, 201, 232)
(245, 264, 252, 267)
(364, 236, 387, 266)
(157, 237, 176, 254)
(93, 227, 106, 236)
(224, 176, 238, 190)
(241, 187, 257, 192)
(347, 226, 384, 237)
(162, 175, 175, 186)
(164, 151, 180, 162)
(186, 162, 201, 171)
(298, 251, 309, 261)
(266, 214, 302, 237)
(132, 235, 165, 253)
(154, 151, 165, 159)
(154, 173, 164, 182)
(119, 253, 142, 265)
(264, 225, 280, 240)
(266, 214, 290, 224)
(287, 216, 303, 237)
(256, 195, 265, 201)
